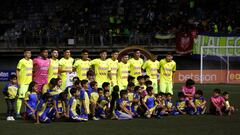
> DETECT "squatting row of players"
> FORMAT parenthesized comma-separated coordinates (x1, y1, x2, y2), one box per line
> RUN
(2, 48, 235, 122)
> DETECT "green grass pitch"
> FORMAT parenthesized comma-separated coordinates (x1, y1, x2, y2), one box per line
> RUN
(0, 82, 239, 135)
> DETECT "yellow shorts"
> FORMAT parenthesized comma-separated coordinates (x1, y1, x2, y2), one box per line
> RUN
(111, 80, 118, 87)
(118, 81, 128, 91)
(18, 84, 29, 98)
(61, 78, 67, 90)
(150, 79, 158, 94)
(159, 80, 173, 95)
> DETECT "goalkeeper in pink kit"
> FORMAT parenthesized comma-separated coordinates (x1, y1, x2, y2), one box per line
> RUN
(33, 48, 50, 93)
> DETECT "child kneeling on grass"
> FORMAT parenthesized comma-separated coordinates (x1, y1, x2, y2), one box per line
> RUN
(36, 93, 55, 124)
(222, 91, 235, 115)
(97, 88, 110, 119)
(54, 92, 68, 120)
(89, 81, 100, 120)
(155, 93, 168, 117)
(131, 86, 142, 117)
(209, 89, 226, 116)
(24, 81, 38, 120)
(165, 93, 178, 115)
(176, 92, 195, 115)
(115, 90, 133, 120)
(143, 87, 156, 118)
(193, 90, 206, 115)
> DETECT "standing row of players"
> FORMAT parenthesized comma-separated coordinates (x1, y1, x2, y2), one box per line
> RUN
(10, 48, 176, 120)
(3, 74, 235, 122)
(3, 48, 235, 122)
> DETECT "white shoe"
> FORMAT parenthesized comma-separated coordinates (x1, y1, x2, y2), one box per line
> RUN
(7, 116, 11, 121)
(100, 114, 106, 119)
(92, 116, 99, 121)
(146, 114, 151, 119)
(72, 116, 81, 121)
(10, 116, 15, 121)
(76, 117, 82, 121)
(82, 118, 88, 122)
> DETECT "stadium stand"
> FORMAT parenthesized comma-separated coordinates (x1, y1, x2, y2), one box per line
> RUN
(0, 0, 240, 53)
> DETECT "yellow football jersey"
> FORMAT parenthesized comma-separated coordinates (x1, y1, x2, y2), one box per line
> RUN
(142, 60, 159, 79)
(16, 58, 33, 85)
(159, 59, 176, 82)
(106, 58, 118, 85)
(90, 59, 110, 84)
(48, 58, 59, 82)
(128, 58, 143, 78)
(74, 59, 90, 80)
(117, 62, 130, 90)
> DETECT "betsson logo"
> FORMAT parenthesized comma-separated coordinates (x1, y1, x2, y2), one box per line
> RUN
(178, 73, 217, 82)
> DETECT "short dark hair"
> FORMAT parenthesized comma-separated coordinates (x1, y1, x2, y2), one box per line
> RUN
(133, 86, 140, 92)
(81, 49, 89, 54)
(195, 90, 203, 96)
(55, 78, 61, 86)
(70, 88, 77, 95)
(58, 92, 68, 100)
(63, 48, 70, 52)
(42, 92, 52, 101)
(104, 90, 110, 94)
(102, 82, 110, 89)
(146, 86, 153, 94)
(9, 74, 17, 80)
(97, 88, 103, 93)
(120, 90, 128, 98)
(166, 52, 173, 56)
(49, 78, 57, 86)
(159, 92, 165, 96)
(111, 50, 119, 54)
(87, 70, 95, 77)
(28, 81, 36, 92)
(137, 75, 144, 81)
(213, 88, 221, 94)
(155, 94, 161, 97)
(144, 75, 150, 80)
(127, 82, 135, 88)
(145, 80, 152, 86)
(186, 79, 195, 86)
(40, 47, 48, 53)
(81, 80, 88, 86)
(74, 80, 81, 86)
(134, 49, 140, 53)
(24, 49, 31, 52)
(51, 48, 59, 53)
(166, 93, 172, 96)
(90, 81, 97, 88)
(222, 91, 229, 96)
(73, 76, 80, 82)
(128, 75, 135, 82)
(100, 50, 107, 54)
(178, 92, 185, 98)
(112, 85, 119, 93)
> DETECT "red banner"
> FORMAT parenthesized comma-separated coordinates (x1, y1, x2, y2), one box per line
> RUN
(176, 32, 194, 55)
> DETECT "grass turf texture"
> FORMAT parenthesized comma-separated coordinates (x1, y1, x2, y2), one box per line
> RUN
(0, 82, 239, 135)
